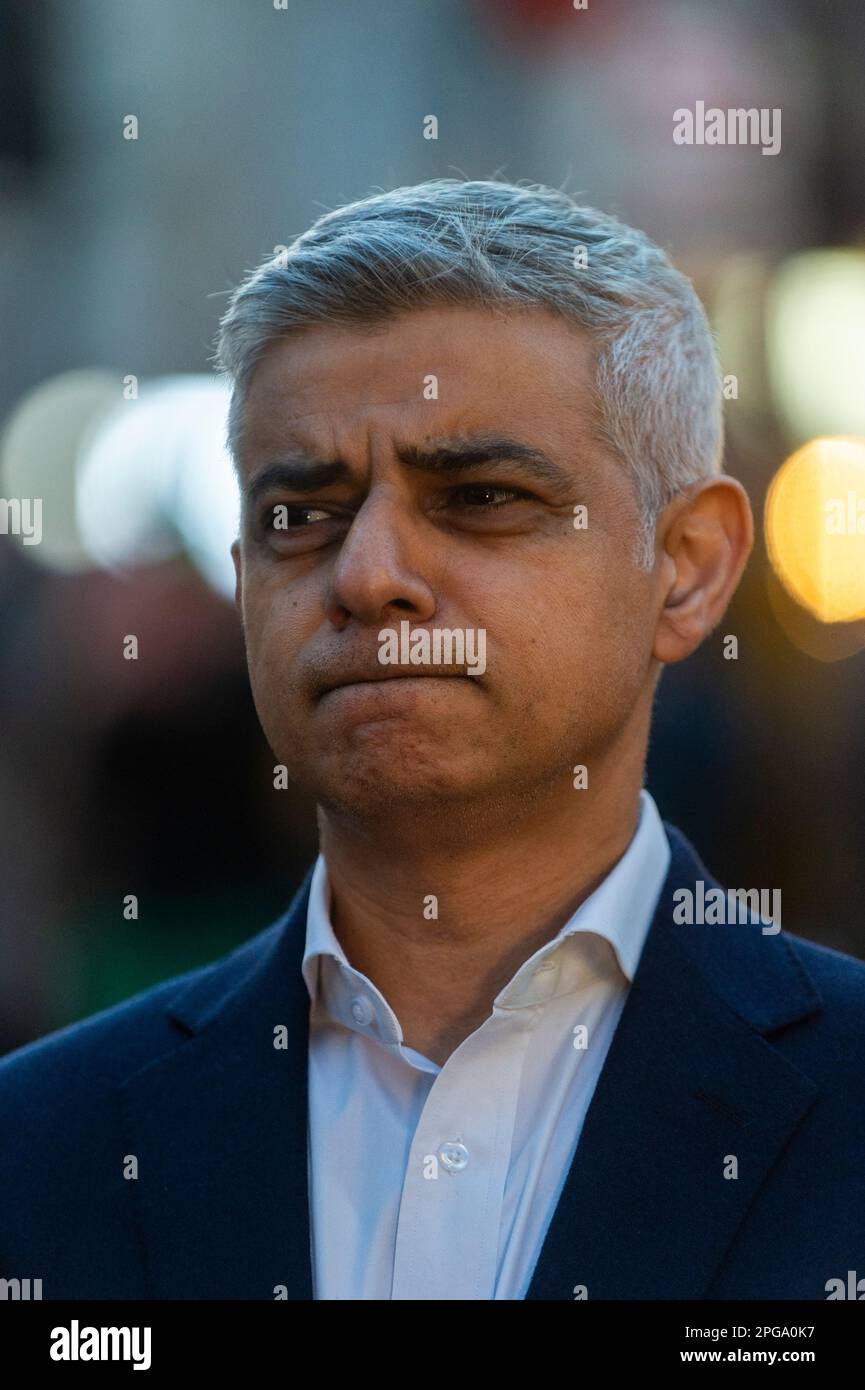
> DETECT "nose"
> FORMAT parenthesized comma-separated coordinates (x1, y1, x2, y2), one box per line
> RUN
(323, 487, 437, 629)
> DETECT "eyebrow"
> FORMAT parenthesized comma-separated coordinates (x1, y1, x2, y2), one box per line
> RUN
(244, 432, 572, 504)
(396, 434, 571, 488)
(245, 457, 352, 504)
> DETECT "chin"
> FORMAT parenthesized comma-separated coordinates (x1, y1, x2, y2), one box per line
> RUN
(303, 741, 486, 818)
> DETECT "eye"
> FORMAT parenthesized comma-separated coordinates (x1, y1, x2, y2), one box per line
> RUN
(253, 500, 351, 556)
(450, 484, 531, 508)
(262, 503, 333, 529)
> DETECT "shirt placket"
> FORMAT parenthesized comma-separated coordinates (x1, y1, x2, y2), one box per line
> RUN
(390, 1002, 540, 1300)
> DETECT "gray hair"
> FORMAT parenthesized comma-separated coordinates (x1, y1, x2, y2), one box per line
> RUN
(215, 178, 723, 567)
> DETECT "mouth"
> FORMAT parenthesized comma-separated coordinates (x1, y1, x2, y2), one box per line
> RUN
(319, 671, 476, 698)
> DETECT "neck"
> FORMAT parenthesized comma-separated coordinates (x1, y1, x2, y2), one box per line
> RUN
(317, 745, 647, 1066)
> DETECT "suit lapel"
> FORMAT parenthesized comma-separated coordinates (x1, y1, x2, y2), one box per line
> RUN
(525, 825, 821, 1299)
(117, 874, 314, 1299)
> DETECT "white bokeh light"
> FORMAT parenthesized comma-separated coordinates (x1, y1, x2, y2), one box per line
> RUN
(76, 375, 239, 598)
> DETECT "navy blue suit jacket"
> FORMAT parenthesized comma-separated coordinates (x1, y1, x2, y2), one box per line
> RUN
(1, 823, 864, 1300)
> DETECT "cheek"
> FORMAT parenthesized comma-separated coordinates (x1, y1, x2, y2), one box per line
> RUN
(495, 556, 653, 706)
(242, 579, 314, 687)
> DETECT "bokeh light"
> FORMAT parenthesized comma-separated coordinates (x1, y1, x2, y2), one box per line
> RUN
(0, 370, 120, 572)
(765, 437, 865, 625)
(767, 251, 865, 445)
(76, 375, 238, 598)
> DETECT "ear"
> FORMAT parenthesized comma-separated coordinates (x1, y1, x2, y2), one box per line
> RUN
(231, 538, 243, 613)
(653, 476, 753, 665)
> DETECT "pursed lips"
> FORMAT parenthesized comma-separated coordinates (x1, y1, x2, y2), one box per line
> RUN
(318, 668, 476, 697)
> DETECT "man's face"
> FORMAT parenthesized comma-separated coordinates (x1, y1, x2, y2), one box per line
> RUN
(232, 305, 662, 822)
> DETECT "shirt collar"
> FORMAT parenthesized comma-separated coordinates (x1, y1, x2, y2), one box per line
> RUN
(557, 788, 671, 983)
(302, 789, 670, 1035)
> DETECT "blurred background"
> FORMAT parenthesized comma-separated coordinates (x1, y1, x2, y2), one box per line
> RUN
(1, 0, 864, 1054)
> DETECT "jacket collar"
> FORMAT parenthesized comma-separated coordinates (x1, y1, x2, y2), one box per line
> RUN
(524, 823, 820, 1298)
(119, 822, 821, 1299)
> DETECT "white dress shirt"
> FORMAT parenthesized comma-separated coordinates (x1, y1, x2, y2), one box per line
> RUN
(303, 789, 671, 1300)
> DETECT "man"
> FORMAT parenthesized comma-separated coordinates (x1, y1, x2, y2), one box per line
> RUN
(1, 179, 864, 1301)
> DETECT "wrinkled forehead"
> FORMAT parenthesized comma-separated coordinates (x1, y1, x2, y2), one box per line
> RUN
(236, 305, 603, 467)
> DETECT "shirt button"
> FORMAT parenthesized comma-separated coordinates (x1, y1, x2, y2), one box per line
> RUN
(439, 1141, 470, 1173)
(350, 996, 373, 1026)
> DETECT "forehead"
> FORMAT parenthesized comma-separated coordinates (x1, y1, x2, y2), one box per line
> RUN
(238, 305, 600, 461)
